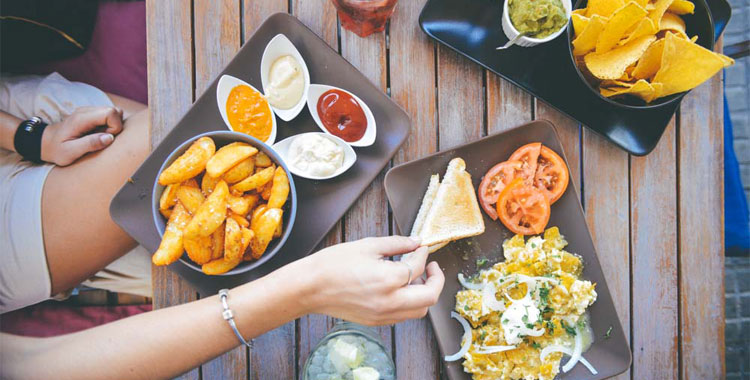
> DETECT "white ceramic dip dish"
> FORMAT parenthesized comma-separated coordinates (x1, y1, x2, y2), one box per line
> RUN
(216, 74, 278, 145)
(273, 132, 356, 181)
(306, 84, 376, 147)
(260, 34, 310, 122)
(501, 0, 572, 48)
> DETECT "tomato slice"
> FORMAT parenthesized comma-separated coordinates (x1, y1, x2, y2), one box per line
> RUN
(496, 178, 550, 235)
(478, 160, 524, 220)
(508, 142, 542, 185)
(533, 146, 569, 204)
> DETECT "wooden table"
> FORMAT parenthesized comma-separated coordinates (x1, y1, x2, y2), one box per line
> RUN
(146, 0, 726, 378)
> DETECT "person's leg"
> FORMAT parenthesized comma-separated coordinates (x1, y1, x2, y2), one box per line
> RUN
(42, 109, 150, 295)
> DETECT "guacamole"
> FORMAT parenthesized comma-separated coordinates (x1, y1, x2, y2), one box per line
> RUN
(508, 0, 567, 39)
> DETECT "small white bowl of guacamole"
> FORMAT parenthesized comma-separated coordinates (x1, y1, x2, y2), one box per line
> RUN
(501, 0, 571, 47)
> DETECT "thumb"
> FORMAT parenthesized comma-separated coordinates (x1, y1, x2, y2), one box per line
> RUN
(64, 133, 114, 161)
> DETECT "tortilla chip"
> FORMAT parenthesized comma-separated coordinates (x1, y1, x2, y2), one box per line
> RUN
(633, 0, 649, 7)
(631, 38, 665, 80)
(586, 0, 625, 17)
(649, 0, 675, 27)
(668, 0, 695, 15)
(619, 17, 657, 45)
(690, 35, 698, 43)
(586, 35, 656, 79)
(596, 2, 648, 53)
(573, 9, 586, 16)
(572, 13, 590, 36)
(660, 12, 687, 35)
(653, 33, 731, 97)
(573, 15, 608, 56)
(601, 79, 662, 102)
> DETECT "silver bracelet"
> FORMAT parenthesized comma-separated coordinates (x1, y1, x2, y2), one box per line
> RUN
(218, 289, 254, 348)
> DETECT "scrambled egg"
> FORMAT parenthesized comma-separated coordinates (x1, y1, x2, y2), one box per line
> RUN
(455, 227, 597, 380)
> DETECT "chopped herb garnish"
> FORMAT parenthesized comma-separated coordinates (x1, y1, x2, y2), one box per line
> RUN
(525, 323, 535, 329)
(539, 287, 550, 306)
(546, 321, 555, 335)
(479, 331, 487, 341)
(531, 243, 536, 248)
(531, 342, 541, 349)
(560, 320, 577, 336)
(464, 305, 470, 311)
(502, 318, 509, 324)
(476, 258, 488, 268)
(522, 315, 529, 323)
(605, 326, 613, 339)
(577, 318, 586, 329)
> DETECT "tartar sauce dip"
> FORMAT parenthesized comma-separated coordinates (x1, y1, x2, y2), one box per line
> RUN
(266, 55, 304, 110)
(288, 134, 344, 177)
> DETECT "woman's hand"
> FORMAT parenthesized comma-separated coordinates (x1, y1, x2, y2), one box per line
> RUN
(295, 236, 445, 326)
(41, 106, 124, 166)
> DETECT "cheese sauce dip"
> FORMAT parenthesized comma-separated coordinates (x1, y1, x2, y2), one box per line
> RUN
(266, 55, 304, 109)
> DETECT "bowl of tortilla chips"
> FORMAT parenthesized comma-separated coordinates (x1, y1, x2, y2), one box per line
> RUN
(567, 0, 733, 108)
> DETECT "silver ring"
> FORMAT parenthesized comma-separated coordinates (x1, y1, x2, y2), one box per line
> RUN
(401, 261, 413, 287)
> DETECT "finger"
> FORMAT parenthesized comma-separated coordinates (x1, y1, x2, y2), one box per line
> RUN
(365, 235, 421, 258)
(71, 107, 124, 136)
(401, 245, 429, 280)
(373, 307, 431, 325)
(391, 261, 445, 309)
(65, 133, 115, 160)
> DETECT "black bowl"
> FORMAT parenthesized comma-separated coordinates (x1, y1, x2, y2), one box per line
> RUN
(152, 130, 297, 276)
(566, 0, 715, 109)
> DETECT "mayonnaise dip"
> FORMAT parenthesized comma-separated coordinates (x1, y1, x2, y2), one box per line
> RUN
(266, 55, 304, 109)
(288, 134, 344, 177)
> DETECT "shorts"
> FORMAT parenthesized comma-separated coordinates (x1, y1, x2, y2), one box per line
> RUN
(0, 73, 151, 313)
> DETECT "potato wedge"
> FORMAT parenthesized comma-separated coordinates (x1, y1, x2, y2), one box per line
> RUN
(267, 167, 290, 208)
(210, 222, 225, 260)
(254, 151, 272, 167)
(223, 156, 255, 184)
(250, 208, 282, 259)
(152, 203, 191, 266)
(244, 194, 259, 213)
(250, 204, 268, 230)
(201, 173, 220, 196)
(184, 180, 228, 238)
(158, 137, 215, 185)
(206, 143, 258, 178)
(222, 217, 244, 263)
(239, 227, 254, 258)
(176, 185, 205, 215)
(202, 257, 241, 275)
(231, 166, 275, 193)
(159, 184, 180, 211)
(260, 182, 272, 200)
(160, 208, 172, 219)
(184, 234, 212, 265)
(228, 212, 250, 228)
(227, 194, 252, 216)
(182, 178, 199, 188)
(273, 219, 282, 238)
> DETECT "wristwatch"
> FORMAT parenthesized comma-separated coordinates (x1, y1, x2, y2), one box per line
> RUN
(14, 116, 48, 163)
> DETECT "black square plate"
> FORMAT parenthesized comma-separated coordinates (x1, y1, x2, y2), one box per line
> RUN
(110, 13, 411, 295)
(385, 121, 631, 379)
(419, 0, 730, 156)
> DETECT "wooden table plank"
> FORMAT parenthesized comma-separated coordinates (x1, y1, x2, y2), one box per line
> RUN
(146, 1, 199, 379)
(339, 21, 394, 355)
(237, 2, 298, 378)
(290, 1, 341, 375)
(437, 48, 484, 148)
(191, 1, 248, 378)
(582, 129, 631, 380)
(630, 120, 679, 379)
(389, 0, 441, 377)
(486, 75, 532, 133)
(535, 102, 581, 191)
(678, 58, 725, 379)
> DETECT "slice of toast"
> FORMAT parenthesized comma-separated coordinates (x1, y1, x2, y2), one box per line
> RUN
(410, 174, 440, 237)
(418, 158, 485, 247)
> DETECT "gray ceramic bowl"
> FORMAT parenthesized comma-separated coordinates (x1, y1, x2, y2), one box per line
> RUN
(152, 130, 297, 276)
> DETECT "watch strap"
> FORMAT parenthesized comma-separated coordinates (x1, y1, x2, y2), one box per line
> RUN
(13, 117, 48, 163)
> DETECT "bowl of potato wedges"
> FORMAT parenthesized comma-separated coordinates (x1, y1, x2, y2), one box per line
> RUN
(151, 130, 297, 276)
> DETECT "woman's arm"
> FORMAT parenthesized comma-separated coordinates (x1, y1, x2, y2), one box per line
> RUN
(0, 110, 22, 152)
(1, 236, 444, 380)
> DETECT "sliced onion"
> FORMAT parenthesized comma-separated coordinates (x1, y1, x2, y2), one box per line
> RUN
(444, 311, 472, 362)
(562, 326, 583, 373)
(539, 343, 598, 375)
(482, 282, 506, 311)
(475, 345, 516, 354)
(457, 273, 484, 290)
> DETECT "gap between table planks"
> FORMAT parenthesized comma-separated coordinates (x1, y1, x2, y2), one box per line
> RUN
(145, 0, 725, 378)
